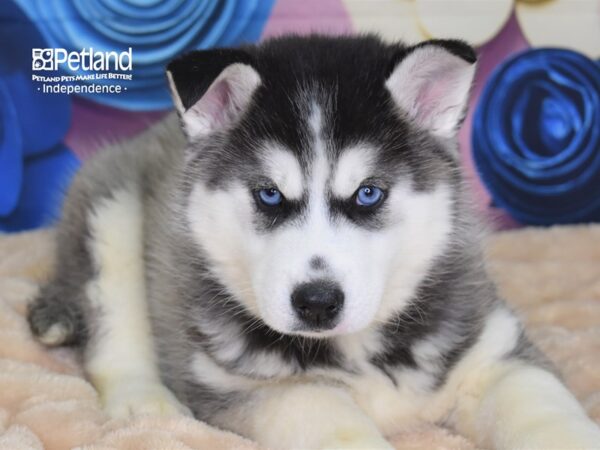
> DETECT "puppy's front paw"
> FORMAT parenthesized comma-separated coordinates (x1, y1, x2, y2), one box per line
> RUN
(28, 294, 83, 346)
(322, 429, 394, 450)
(102, 379, 192, 419)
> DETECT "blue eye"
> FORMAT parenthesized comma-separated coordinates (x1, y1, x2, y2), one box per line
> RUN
(257, 188, 283, 207)
(356, 186, 384, 207)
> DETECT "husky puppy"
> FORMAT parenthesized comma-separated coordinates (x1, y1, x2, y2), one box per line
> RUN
(28, 35, 600, 449)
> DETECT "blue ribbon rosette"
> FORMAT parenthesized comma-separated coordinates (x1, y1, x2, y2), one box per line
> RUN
(0, 1, 79, 232)
(13, 0, 275, 111)
(472, 48, 600, 225)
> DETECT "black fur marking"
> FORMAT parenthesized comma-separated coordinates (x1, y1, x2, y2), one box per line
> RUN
(182, 379, 247, 424)
(370, 357, 399, 387)
(251, 192, 308, 231)
(309, 256, 327, 271)
(329, 194, 389, 229)
(409, 39, 477, 64)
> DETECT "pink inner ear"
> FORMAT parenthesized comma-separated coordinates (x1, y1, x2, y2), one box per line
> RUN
(415, 77, 446, 123)
(411, 56, 473, 135)
(387, 47, 475, 137)
(198, 79, 233, 128)
(180, 63, 260, 137)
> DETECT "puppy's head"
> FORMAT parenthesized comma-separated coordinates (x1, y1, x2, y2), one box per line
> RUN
(167, 36, 476, 338)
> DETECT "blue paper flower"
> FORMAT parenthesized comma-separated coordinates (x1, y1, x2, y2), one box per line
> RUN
(472, 48, 600, 225)
(13, 0, 275, 111)
(0, 1, 79, 232)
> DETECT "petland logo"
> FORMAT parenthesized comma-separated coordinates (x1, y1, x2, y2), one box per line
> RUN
(32, 47, 132, 72)
(31, 47, 133, 95)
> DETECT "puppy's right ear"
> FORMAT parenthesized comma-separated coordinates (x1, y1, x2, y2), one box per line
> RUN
(385, 40, 477, 138)
(166, 49, 261, 140)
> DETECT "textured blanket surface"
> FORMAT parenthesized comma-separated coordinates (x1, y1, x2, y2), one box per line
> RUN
(0, 226, 599, 449)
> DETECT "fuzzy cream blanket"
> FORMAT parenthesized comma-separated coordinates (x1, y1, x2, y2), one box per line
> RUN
(1, 226, 599, 450)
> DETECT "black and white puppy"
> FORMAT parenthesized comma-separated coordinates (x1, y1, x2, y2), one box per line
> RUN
(28, 35, 600, 449)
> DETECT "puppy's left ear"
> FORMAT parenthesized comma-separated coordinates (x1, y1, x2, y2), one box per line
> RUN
(386, 40, 477, 138)
(166, 49, 261, 140)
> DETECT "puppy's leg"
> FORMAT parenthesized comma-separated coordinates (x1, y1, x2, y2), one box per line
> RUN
(443, 307, 600, 449)
(85, 188, 189, 418)
(233, 383, 392, 450)
(456, 362, 600, 449)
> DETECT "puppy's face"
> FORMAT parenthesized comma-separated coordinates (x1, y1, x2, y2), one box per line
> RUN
(170, 36, 476, 337)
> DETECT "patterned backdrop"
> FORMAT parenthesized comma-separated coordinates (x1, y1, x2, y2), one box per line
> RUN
(0, 0, 599, 231)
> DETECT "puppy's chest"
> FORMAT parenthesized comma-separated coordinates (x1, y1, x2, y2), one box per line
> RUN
(189, 327, 455, 431)
(334, 360, 447, 434)
(210, 345, 448, 434)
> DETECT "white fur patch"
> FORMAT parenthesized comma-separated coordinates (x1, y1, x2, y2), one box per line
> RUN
(86, 188, 152, 375)
(192, 352, 259, 391)
(86, 187, 187, 417)
(308, 104, 330, 195)
(245, 383, 392, 449)
(335, 328, 383, 365)
(187, 182, 260, 315)
(475, 365, 600, 449)
(470, 307, 521, 361)
(261, 143, 304, 200)
(374, 182, 454, 322)
(331, 144, 376, 198)
(245, 351, 295, 379)
(38, 323, 69, 346)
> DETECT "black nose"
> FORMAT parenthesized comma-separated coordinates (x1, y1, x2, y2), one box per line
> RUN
(291, 281, 344, 329)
